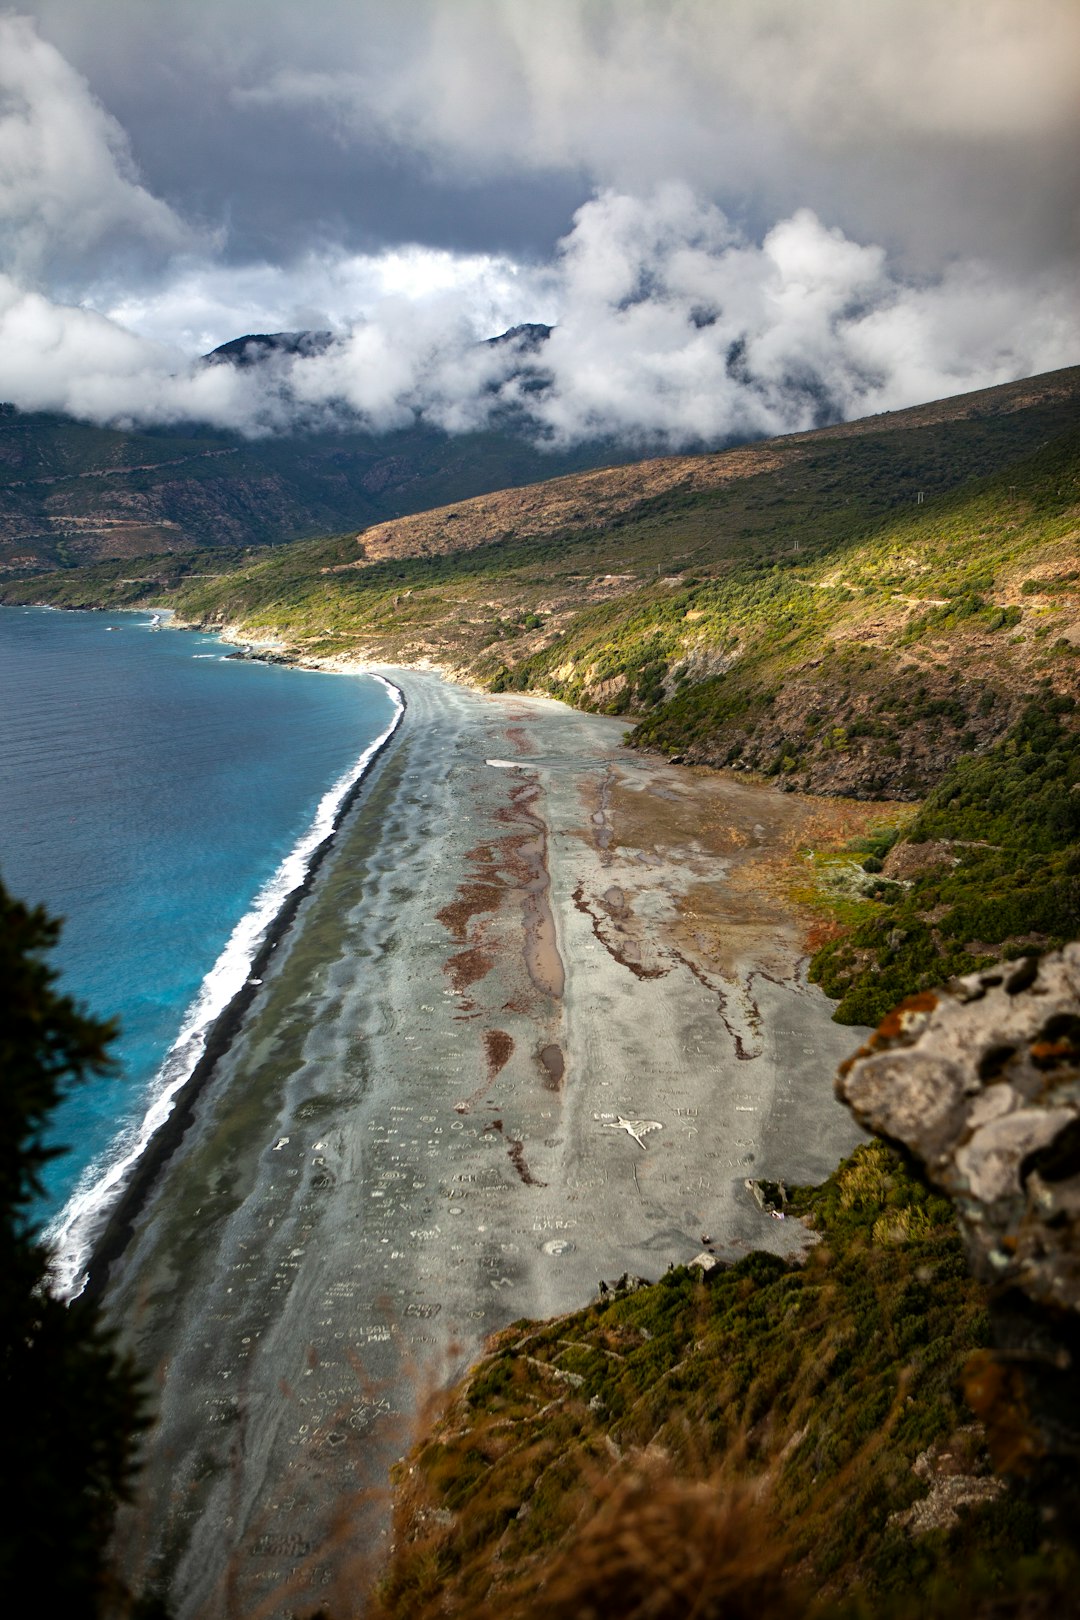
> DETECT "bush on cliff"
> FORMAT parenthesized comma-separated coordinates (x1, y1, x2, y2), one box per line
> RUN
(810, 695, 1080, 1023)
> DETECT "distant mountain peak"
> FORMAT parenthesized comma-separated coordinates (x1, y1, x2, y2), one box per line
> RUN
(203, 331, 335, 367)
(202, 324, 552, 373)
(486, 323, 553, 350)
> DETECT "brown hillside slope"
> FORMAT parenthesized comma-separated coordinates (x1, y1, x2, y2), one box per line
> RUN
(347, 365, 1080, 567)
(351, 443, 789, 563)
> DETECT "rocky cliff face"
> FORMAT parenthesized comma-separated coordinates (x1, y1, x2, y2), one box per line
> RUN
(669, 648, 1042, 801)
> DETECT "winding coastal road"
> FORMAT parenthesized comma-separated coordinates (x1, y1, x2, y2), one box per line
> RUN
(104, 670, 866, 1618)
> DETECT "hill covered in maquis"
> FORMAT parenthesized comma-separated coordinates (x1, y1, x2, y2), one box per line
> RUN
(10, 365, 1078, 1027)
(0, 404, 635, 575)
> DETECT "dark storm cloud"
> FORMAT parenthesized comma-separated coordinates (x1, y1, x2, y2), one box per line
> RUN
(55, 59, 590, 269)
(22, 0, 591, 266)
(24, 0, 1080, 273)
(1, 2, 1078, 446)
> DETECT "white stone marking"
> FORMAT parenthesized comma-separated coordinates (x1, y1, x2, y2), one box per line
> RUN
(599, 1115, 663, 1150)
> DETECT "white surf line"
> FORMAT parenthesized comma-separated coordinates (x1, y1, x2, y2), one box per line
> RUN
(46, 674, 404, 1300)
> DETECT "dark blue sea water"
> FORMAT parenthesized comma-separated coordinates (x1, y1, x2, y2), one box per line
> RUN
(0, 607, 400, 1289)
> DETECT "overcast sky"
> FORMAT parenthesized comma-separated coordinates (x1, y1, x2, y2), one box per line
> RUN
(2, 0, 1078, 446)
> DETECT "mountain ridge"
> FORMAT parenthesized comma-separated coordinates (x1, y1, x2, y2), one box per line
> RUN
(203, 330, 336, 366)
(0, 321, 621, 575)
(335, 365, 1080, 571)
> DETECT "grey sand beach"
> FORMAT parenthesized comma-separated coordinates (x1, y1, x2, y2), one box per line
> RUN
(104, 669, 867, 1617)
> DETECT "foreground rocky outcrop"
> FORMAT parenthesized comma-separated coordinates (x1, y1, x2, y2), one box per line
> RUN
(838, 946, 1080, 1520)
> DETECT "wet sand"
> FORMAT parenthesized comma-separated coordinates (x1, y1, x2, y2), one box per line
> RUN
(104, 670, 868, 1617)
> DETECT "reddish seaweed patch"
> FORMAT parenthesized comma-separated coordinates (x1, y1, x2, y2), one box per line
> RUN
(454, 1028, 515, 1113)
(445, 946, 494, 992)
(484, 1028, 514, 1075)
(571, 884, 667, 981)
(482, 1117, 546, 1185)
(666, 945, 765, 1061)
(439, 775, 565, 1009)
(436, 879, 503, 942)
(507, 1137, 546, 1187)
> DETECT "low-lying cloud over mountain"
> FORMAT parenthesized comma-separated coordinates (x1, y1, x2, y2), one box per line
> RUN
(2, 3, 1078, 448)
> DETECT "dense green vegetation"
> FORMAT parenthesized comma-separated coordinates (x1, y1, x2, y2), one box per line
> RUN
(0, 881, 148, 1618)
(371, 1140, 1069, 1620)
(569, 427, 1079, 771)
(809, 695, 1080, 1023)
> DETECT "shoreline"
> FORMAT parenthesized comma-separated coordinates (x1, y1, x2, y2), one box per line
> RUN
(31, 630, 408, 1300)
(81, 688, 404, 1299)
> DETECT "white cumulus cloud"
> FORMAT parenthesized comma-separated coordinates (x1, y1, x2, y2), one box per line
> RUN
(0, 13, 191, 285)
(0, 12, 1074, 450)
(1, 187, 1075, 449)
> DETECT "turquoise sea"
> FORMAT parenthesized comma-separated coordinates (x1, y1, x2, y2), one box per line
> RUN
(0, 607, 400, 1289)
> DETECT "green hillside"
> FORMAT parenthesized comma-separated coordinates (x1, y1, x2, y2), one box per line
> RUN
(807, 694, 1080, 1022)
